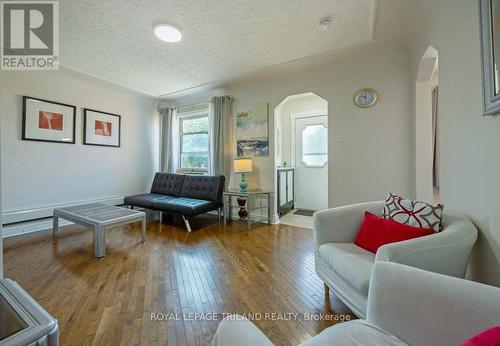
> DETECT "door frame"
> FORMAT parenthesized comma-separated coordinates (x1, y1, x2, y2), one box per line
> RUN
(290, 110, 327, 168)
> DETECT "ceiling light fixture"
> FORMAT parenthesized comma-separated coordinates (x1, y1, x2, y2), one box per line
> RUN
(154, 24, 182, 42)
(318, 17, 332, 31)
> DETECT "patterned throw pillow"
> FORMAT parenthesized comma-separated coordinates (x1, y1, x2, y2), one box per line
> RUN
(383, 193, 444, 232)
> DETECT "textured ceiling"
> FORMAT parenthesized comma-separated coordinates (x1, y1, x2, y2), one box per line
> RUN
(60, 0, 376, 97)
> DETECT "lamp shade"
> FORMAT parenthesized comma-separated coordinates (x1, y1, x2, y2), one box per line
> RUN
(234, 158, 252, 173)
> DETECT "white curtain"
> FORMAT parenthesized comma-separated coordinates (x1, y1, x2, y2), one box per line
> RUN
(159, 106, 176, 173)
(210, 96, 232, 182)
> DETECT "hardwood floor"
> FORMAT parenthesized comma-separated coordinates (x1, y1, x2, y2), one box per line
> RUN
(4, 214, 354, 345)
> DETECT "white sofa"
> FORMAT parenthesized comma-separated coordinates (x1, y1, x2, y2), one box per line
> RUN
(212, 262, 500, 346)
(313, 201, 478, 318)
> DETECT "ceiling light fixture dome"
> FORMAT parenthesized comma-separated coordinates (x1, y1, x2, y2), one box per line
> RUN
(154, 24, 182, 42)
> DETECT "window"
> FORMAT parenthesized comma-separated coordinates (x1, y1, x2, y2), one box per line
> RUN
(301, 124, 328, 167)
(179, 115, 209, 170)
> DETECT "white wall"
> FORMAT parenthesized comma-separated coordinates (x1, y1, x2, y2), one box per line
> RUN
(222, 44, 413, 213)
(0, 68, 158, 220)
(411, 0, 500, 286)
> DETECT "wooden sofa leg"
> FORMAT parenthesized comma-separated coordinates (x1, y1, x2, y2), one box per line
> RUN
(182, 216, 192, 232)
(324, 283, 330, 295)
(159, 212, 163, 224)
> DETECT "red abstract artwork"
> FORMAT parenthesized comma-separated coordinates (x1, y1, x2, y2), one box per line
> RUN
(38, 111, 63, 131)
(95, 120, 112, 136)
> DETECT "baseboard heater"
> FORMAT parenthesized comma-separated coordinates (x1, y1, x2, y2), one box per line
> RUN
(2, 197, 126, 225)
(1, 196, 127, 239)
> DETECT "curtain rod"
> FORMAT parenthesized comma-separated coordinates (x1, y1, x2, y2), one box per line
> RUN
(178, 96, 232, 110)
(177, 100, 211, 110)
(159, 96, 232, 112)
(157, 100, 210, 112)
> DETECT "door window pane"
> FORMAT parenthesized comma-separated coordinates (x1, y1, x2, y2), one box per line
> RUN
(302, 124, 327, 167)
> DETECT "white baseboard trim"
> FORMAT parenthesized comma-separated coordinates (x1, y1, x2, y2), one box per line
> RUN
(2, 196, 126, 224)
(2, 196, 126, 239)
(2, 206, 157, 239)
(2, 218, 73, 238)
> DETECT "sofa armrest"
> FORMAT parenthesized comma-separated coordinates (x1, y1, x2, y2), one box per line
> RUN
(367, 262, 500, 346)
(375, 218, 477, 278)
(313, 201, 384, 248)
(212, 315, 273, 346)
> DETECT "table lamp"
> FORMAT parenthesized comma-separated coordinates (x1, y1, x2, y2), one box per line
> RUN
(233, 158, 252, 192)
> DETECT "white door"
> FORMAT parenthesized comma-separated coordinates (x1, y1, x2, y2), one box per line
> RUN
(294, 115, 328, 211)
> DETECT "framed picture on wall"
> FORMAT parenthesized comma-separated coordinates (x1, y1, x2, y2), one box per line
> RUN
(480, 0, 500, 115)
(22, 96, 76, 144)
(83, 108, 121, 147)
(236, 102, 269, 156)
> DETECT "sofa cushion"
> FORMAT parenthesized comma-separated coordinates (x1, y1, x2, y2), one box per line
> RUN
(301, 320, 407, 346)
(124, 194, 175, 208)
(180, 175, 224, 202)
(318, 243, 375, 296)
(153, 197, 218, 216)
(150, 173, 185, 196)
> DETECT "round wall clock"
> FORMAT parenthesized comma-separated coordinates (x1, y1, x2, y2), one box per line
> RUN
(354, 88, 379, 108)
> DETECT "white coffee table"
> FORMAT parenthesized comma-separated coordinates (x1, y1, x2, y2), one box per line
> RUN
(53, 203, 146, 257)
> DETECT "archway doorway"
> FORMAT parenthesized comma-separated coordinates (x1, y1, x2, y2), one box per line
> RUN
(415, 46, 440, 203)
(274, 92, 328, 228)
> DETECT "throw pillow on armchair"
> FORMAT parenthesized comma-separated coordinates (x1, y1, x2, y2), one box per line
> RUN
(355, 211, 434, 254)
(383, 192, 444, 232)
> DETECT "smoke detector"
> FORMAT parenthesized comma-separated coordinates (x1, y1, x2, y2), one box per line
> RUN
(318, 17, 332, 31)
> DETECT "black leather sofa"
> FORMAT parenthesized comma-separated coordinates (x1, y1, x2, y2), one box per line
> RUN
(124, 173, 225, 232)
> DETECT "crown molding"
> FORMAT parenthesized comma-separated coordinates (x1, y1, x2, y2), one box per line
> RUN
(59, 64, 158, 99)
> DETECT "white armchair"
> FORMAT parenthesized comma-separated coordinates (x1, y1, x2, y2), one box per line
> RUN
(213, 262, 500, 346)
(313, 201, 477, 318)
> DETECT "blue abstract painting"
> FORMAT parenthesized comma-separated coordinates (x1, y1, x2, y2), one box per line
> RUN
(236, 102, 269, 157)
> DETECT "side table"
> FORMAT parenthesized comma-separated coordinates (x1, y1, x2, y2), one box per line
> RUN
(223, 190, 272, 230)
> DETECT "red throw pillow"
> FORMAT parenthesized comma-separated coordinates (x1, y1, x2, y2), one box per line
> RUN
(462, 326, 500, 346)
(355, 212, 434, 253)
